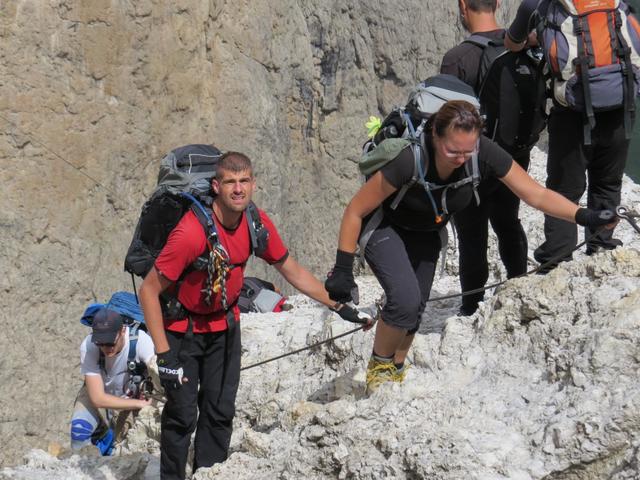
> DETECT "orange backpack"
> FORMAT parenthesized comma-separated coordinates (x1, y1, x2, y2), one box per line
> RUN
(537, 0, 640, 143)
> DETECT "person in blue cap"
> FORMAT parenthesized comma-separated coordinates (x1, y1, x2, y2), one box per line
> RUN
(70, 308, 155, 455)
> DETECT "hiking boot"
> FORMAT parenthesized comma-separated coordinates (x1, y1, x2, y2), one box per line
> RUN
(366, 358, 398, 393)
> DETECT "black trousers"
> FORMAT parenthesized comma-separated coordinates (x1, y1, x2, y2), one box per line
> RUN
(534, 107, 629, 268)
(161, 324, 241, 480)
(364, 221, 440, 333)
(455, 151, 530, 314)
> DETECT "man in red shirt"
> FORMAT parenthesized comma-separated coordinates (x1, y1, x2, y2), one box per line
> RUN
(140, 151, 370, 480)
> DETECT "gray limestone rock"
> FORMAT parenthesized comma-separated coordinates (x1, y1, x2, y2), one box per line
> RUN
(4, 1, 640, 479)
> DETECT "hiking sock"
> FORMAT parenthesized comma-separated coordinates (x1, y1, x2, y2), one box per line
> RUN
(372, 351, 394, 364)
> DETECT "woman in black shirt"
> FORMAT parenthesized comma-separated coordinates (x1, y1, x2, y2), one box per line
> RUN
(325, 100, 616, 393)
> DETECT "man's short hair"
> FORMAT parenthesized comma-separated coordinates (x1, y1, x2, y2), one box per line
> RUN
(216, 151, 253, 179)
(466, 0, 497, 13)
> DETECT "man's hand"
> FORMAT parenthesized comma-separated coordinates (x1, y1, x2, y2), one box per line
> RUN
(332, 303, 375, 331)
(575, 208, 618, 229)
(157, 350, 188, 391)
(325, 250, 358, 303)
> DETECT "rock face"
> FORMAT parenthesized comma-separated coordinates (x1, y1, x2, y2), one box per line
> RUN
(2, 144, 640, 479)
(0, 0, 520, 465)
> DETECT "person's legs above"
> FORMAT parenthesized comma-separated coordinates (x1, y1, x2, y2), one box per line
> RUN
(489, 150, 529, 279)
(455, 196, 490, 315)
(193, 325, 241, 472)
(160, 330, 201, 480)
(534, 108, 589, 272)
(586, 108, 629, 253)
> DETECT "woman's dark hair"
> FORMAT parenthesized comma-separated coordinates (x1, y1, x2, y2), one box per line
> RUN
(430, 100, 484, 138)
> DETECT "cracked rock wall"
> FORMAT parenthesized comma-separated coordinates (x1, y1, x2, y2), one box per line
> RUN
(2, 0, 516, 467)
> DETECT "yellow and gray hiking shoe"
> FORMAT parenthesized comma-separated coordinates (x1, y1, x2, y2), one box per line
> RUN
(393, 362, 410, 383)
(365, 357, 398, 393)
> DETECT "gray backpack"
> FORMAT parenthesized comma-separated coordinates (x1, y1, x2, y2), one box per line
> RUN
(360, 74, 482, 214)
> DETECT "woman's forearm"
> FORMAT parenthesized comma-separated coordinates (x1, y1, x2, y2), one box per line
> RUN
(338, 202, 365, 253)
(530, 187, 579, 223)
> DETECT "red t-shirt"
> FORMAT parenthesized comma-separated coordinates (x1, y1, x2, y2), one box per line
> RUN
(155, 208, 288, 333)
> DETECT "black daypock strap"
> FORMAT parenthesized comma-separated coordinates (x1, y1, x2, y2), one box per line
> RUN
(573, 15, 596, 145)
(463, 33, 506, 94)
(614, 8, 637, 140)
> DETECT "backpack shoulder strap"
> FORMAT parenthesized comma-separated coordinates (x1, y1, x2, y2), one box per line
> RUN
(185, 193, 219, 248)
(389, 134, 426, 210)
(98, 351, 106, 374)
(128, 323, 140, 363)
(469, 152, 481, 206)
(246, 201, 268, 257)
(463, 33, 497, 49)
(463, 33, 507, 93)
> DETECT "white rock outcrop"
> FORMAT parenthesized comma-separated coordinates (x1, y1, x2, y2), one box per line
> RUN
(3, 147, 640, 479)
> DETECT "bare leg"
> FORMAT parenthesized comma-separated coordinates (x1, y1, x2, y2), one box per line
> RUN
(372, 318, 407, 357)
(394, 333, 415, 365)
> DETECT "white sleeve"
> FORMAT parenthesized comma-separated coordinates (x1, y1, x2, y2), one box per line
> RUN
(80, 335, 101, 377)
(136, 330, 156, 365)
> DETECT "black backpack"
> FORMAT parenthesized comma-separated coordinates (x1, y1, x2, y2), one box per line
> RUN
(463, 34, 547, 155)
(124, 144, 269, 312)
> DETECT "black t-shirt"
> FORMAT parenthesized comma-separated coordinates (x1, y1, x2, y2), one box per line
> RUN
(440, 29, 505, 91)
(378, 135, 513, 231)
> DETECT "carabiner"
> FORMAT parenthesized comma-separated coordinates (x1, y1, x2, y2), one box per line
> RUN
(616, 206, 640, 234)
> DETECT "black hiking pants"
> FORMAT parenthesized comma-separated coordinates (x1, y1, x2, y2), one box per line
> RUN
(161, 324, 241, 480)
(533, 107, 629, 270)
(455, 151, 530, 315)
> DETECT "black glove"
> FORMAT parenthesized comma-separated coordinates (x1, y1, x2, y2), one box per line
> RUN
(332, 303, 373, 326)
(156, 350, 186, 391)
(325, 250, 358, 304)
(575, 208, 616, 229)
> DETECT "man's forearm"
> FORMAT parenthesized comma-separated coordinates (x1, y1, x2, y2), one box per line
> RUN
(90, 391, 148, 410)
(275, 257, 335, 308)
(139, 269, 171, 353)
